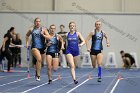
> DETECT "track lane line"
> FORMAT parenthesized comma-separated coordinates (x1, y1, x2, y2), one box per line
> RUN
(66, 79, 89, 93)
(0, 77, 34, 87)
(110, 79, 121, 93)
(21, 78, 58, 93)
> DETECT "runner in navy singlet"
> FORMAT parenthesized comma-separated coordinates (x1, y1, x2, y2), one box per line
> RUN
(85, 20, 110, 82)
(26, 17, 50, 81)
(46, 24, 64, 84)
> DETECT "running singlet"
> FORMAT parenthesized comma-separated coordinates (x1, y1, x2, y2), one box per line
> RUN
(66, 32, 79, 56)
(31, 27, 45, 49)
(47, 34, 59, 53)
(91, 30, 103, 50)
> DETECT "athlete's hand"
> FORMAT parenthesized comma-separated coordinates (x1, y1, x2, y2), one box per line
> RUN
(26, 45, 29, 49)
(107, 43, 110, 47)
(2, 47, 5, 52)
(41, 31, 45, 36)
(78, 44, 82, 47)
(61, 47, 65, 50)
(47, 42, 51, 46)
(87, 49, 90, 52)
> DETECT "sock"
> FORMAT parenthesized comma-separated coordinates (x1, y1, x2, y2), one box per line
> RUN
(98, 66, 101, 78)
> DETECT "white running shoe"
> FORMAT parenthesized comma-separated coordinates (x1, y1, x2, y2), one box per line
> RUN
(36, 76, 40, 81)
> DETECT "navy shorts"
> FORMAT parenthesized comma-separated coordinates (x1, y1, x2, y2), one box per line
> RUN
(90, 50, 102, 55)
(46, 52, 60, 58)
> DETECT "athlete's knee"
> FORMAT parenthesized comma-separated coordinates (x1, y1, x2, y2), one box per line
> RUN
(70, 65, 75, 69)
(36, 58, 42, 63)
(48, 66, 52, 71)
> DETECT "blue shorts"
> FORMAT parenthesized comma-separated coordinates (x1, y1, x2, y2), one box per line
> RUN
(66, 48, 79, 57)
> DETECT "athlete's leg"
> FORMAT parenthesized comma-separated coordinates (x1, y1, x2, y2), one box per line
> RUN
(4, 49, 13, 71)
(52, 57, 59, 71)
(66, 54, 78, 84)
(18, 53, 21, 66)
(125, 57, 131, 69)
(90, 55, 97, 68)
(46, 54, 53, 82)
(97, 53, 103, 82)
(32, 48, 42, 79)
(66, 54, 75, 79)
(74, 55, 80, 68)
(41, 53, 45, 67)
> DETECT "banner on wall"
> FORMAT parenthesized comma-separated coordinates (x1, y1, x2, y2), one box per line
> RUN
(105, 52, 117, 68)
(81, 52, 92, 68)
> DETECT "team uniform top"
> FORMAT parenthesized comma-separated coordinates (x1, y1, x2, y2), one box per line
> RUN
(91, 30, 104, 51)
(46, 34, 59, 53)
(66, 32, 79, 56)
(31, 27, 45, 49)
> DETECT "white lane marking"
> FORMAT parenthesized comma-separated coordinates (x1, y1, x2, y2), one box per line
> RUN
(66, 79, 89, 93)
(110, 79, 121, 93)
(0, 77, 33, 87)
(21, 78, 58, 93)
(104, 76, 117, 93)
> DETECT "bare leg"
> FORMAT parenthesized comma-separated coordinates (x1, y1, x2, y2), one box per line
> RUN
(46, 55, 53, 81)
(32, 48, 42, 77)
(90, 55, 97, 68)
(52, 57, 59, 71)
(66, 54, 75, 80)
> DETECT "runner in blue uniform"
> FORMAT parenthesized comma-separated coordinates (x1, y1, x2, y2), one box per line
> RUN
(26, 17, 50, 81)
(65, 21, 85, 84)
(85, 20, 110, 82)
(46, 24, 64, 84)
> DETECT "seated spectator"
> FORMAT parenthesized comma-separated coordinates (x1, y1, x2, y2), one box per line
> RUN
(120, 50, 136, 69)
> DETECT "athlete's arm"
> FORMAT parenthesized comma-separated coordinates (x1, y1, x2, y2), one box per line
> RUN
(77, 32, 85, 47)
(1, 36, 8, 51)
(26, 27, 32, 48)
(41, 28, 51, 40)
(58, 35, 64, 50)
(103, 31, 110, 47)
(10, 37, 17, 47)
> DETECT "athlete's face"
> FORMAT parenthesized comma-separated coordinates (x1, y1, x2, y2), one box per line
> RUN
(69, 23, 76, 31)
(10, 29, 15, 36)
(60, 26, 64, 32)
(95, 21, 102, 30)
(34, 18, 41, 28)
(50, 25, 56, 34)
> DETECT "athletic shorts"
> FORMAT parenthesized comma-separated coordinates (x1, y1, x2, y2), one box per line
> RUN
(38, 49, 45, 54)
(46, 52, 60, 58)
(65, 49, 79, 57)
(90, 50, 102, 55)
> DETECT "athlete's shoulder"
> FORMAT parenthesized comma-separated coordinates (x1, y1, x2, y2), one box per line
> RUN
(28, 26, 34, 32)
(89, 30, 94, 36)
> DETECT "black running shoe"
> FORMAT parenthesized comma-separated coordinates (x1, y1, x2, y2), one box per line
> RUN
(97, 77, 101, 82)
(48, 80, 52, 84)
(74, 80, 78, 84)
